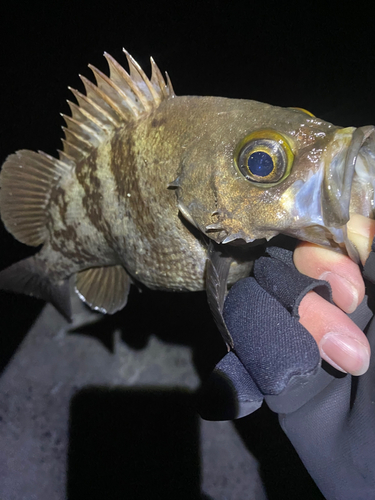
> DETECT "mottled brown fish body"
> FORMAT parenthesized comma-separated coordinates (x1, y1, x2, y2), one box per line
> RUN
(112, 99, 208, 291)
(45, 95, 273, 293)
(44, 98, 212, 292)
(1, 50, 374, 320)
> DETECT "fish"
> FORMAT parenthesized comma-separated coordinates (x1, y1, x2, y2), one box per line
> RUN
(0, 49, 374, 345)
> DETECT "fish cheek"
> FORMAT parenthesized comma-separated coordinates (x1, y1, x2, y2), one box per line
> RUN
(218, 147, 313, 242)
(176, 150, 220, 232)
(177, 153, 276, 241)
(222, 183, 285, 240)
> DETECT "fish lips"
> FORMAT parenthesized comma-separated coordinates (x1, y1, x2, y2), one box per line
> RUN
(322, 125, 375, 228)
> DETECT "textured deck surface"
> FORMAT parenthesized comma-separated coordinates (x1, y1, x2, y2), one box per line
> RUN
(0, 290, 322, 500)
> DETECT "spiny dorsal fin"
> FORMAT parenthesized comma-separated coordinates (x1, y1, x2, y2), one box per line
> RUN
(61, 49, 175, 165)
(0, 50, 174, 247)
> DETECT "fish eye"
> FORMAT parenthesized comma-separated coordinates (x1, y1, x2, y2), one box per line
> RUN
(235, 129, 294, 185)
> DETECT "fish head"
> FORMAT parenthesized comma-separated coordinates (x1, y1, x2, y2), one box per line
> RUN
(175, 98, 375, 260)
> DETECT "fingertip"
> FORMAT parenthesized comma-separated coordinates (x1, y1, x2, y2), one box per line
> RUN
(318, 271, 359, 314)
(347, 214, 375, 266)
(299, 292, 371, 376)
(294, 243, 365, 314)
(319, 332, 371, 376)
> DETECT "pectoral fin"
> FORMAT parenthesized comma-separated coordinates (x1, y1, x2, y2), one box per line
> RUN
(75, 265, 131, 314)
(206, 241, 234, 349)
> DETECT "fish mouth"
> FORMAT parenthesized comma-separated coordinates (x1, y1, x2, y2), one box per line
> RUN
(321, 125, 375, 228)
(280, 125, 375, 262)
(322, 125, 375, 261)
(322, 125, 375, 263)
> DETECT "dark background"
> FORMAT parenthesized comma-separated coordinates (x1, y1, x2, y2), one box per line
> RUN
(0, 2, 374, 499)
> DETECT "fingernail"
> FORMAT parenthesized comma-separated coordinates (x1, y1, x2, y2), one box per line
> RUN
(347, 214, 373, 265)
(347, 214, 371, 238)
(319, 333, 370, 376)
(319, 271, 358, 313)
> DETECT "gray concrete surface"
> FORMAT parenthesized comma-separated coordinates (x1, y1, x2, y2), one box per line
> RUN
(0, 295, 267, 500)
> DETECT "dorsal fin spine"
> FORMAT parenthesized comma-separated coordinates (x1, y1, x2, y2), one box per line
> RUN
(78, 77, 122, 124)
(61, 138, 87, 158)
(88, 65, 139, 118)
(37, 151, 71, 177)
(150, 58, 170, 99)
(104, 52, 150, 111)
(80, 76, 127, 121)
(67, 100, 109, 133)
(68, 87, 120, 127)
(57, 149, 77, 166)
(62, 113, 102, 135)
(62, 127, 93, 151)
(61, 114, 103, 143)
(166, 73, 175, 97)
(123, 49, 160, 103)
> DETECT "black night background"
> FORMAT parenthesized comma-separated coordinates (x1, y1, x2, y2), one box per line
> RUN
(0, 2, 374, 499)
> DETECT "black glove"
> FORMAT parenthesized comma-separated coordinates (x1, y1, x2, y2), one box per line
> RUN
(198, 244, 375, 500)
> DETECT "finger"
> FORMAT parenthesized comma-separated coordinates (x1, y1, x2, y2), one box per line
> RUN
(299, 291, 371, 376)
(294, 242, 364, 314)
(347, 214, 375, 265)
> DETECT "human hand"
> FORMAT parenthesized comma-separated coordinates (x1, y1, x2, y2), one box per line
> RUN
(294, 214, 375, 376)
(199, 217, 375, 499)
(199, 214, 375, 419)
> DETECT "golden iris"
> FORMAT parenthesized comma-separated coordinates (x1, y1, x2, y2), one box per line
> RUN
(288, 107, 315, 117)
(235, 129, 294, 186)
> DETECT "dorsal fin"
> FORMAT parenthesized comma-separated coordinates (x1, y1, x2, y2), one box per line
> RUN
(0, 50, 174, 247)
(61, 49, 175, 165)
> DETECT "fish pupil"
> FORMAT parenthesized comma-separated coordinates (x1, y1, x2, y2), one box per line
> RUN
(247, 151, 274, 177)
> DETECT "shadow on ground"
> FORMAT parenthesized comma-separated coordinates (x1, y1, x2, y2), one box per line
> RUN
(67, 387, 210, 500)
